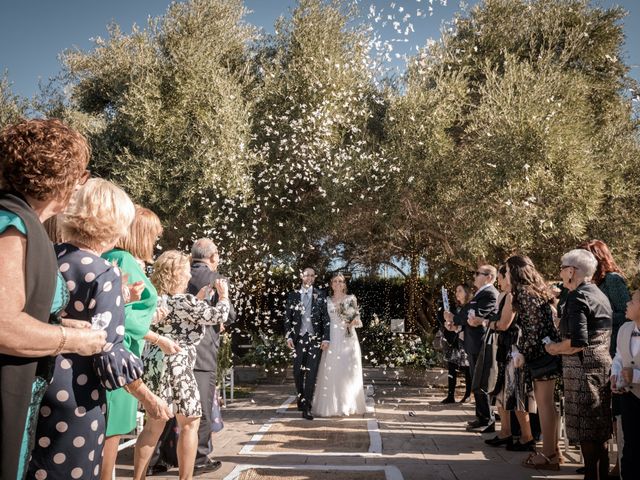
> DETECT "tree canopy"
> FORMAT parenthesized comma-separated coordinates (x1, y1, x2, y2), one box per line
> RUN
(2, 0, 639, 333)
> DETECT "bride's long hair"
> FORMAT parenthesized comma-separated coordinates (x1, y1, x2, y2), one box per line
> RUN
(328, 272, 348, 297)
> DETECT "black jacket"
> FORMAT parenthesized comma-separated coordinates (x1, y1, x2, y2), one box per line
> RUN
(284, 288, 330, 343)
(455, 285, 499, 355)
(188, 261, 237, 373)
(560, 282, 612, 348)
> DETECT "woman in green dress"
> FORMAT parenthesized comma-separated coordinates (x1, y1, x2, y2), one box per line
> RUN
(100, 205, 180, 480)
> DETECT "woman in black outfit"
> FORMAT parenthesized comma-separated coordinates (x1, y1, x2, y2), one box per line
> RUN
(442, 284, 473, 403)
(486, 265, 536, 451)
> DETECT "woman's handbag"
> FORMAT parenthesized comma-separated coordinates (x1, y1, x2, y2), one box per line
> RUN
(527, 353, 561, 380)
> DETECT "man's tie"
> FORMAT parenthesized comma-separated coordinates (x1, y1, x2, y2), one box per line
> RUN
(631, 330, 640, 337)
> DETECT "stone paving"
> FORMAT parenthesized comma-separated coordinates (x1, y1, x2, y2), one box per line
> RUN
(116, 369, 591, 479)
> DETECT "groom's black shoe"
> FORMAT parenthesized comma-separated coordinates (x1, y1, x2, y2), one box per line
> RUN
(302, 407, 314, 420)
(297, 398, 304, 411)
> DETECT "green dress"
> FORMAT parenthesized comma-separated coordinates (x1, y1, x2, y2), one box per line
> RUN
(102, 248, 158, 435)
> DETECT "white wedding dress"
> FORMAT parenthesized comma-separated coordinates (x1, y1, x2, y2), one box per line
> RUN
(312, 295, 367, 417)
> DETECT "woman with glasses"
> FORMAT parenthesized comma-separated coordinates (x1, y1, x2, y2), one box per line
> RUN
(578, 240, 629, 478)
(546, 249, 613, 480)
(0, 119, 107, 478)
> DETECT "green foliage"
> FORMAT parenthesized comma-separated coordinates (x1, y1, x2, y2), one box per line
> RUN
(0, 73, 27, 130)
(61, 0, 258, 244)
(240, 332, 291, 373)
(31, 0, 640, 343)
(360, 315, 438, 368)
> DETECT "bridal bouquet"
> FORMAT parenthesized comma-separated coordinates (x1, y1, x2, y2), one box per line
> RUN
(338, 297, 361, 336)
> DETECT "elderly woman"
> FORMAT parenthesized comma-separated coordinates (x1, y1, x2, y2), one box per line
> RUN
(27, 179, 171, 480)
(546, 249, 613, 480)
(578, 239, 629, 478)
(134, 251, 229, 480)
(0, 119, 107, 478)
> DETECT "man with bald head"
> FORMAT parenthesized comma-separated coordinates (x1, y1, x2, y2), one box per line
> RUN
(285, 267, 330, 420)
(188, 238, 236, 471)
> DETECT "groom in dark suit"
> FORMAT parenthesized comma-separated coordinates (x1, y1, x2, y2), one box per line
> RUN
(285, 267, 330, 420)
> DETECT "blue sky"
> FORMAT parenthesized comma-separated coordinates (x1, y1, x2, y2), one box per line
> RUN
(1, 0, 638, 99)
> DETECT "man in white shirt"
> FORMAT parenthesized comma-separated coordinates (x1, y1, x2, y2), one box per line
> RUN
(611, 289, 640, 478)
(284, 268, 330, 420)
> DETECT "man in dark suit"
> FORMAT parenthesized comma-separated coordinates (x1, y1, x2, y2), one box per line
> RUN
(456, 264, 498, 432)
(187, 238, 236, 472)
(146, 238, 235, 476)
(284, 267, 330, 420)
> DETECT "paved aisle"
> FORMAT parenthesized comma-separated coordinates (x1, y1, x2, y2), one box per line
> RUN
(116, 377, 586, 479)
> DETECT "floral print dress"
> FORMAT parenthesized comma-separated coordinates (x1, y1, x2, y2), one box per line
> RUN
(517, 287, 561, 382)
(143, 294, 229, 417)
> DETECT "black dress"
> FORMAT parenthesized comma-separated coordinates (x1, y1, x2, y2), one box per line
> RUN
(27, 244, 143, 480)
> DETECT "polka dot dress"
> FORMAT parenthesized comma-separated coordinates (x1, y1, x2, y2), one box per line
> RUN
(27, 244, 143, 480)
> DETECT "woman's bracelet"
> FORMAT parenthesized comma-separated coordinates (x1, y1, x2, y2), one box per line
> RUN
(52, 325, 67, 356)
(153, 333, 161, 345)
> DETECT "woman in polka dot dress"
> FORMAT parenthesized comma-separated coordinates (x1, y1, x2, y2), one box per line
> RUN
(27, 179, 172, 480)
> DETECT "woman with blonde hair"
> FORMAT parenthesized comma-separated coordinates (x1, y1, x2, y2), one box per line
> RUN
(100, 206, 181, 480)
(133, 250, 229, 480)
(27, 179, 171, 480)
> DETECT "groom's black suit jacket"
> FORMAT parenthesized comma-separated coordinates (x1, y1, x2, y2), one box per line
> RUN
(284, 288, 331, 343)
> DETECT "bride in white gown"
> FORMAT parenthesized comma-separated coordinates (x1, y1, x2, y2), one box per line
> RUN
(312, 273, 367, 417)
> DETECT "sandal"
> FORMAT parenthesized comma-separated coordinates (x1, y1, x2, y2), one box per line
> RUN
(554, 448, 565, 464)
(522, 452, 560, 471)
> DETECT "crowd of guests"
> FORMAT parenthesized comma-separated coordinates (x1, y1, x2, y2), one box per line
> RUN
(440, 246, 638, 479)
(1, 117, 639, 480)
(0, 119, 233, 480)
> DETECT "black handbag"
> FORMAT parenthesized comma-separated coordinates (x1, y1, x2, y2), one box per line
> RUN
(527, 353, 561, 380)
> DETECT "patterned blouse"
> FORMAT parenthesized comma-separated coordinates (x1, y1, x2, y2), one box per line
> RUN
(143, 294, 229, 416)
(515, 286, 560, 363)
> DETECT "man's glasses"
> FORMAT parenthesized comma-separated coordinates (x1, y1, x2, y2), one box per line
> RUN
(474, 271, 490, 277)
